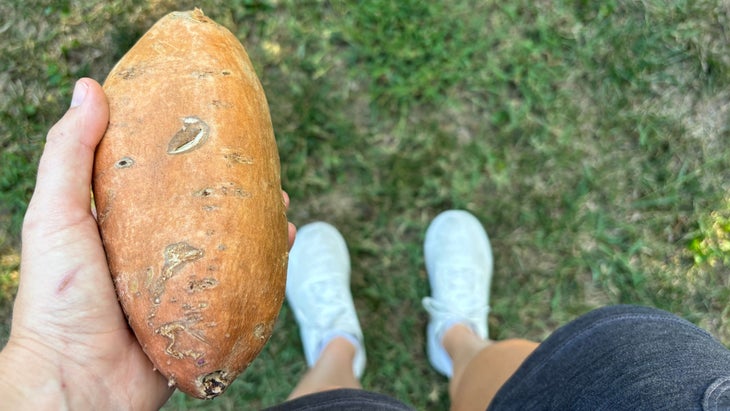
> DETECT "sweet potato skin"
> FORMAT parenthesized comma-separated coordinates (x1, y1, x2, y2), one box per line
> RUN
(92, 9, 288, 399)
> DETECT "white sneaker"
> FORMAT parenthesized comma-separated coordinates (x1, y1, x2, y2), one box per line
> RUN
(286, 222, 366, 378)
(422, 210, 493, 377)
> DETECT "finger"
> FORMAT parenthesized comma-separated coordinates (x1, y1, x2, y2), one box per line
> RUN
(281, 190, 296, 248)
(288, 222, 297, 250)
(25, 79, 109, 228)
(282, 190, 290, 210)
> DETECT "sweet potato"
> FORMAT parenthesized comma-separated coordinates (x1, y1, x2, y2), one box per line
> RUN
(92, 9, 288, 399)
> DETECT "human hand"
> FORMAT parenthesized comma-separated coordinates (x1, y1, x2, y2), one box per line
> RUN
(0, 78, 174, 409)
(0, 77, 297, 410)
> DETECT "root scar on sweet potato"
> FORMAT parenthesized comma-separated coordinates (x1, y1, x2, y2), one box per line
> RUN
(200, 370, 231, 399)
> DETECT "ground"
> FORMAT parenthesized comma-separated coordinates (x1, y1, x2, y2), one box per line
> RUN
(1, 1, 729, 409)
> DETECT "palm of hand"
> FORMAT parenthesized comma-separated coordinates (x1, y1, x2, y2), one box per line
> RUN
(10, 199, 173, 409)
(2, 79, 173, 410)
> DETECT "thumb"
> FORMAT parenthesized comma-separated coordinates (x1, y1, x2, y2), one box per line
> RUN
(24, 78, 109, 231)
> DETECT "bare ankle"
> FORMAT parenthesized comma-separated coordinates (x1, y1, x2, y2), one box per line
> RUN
(443, 323, 493, 396)
(288, 337, 361, 399)
(443, 323, 491, 351)
(320, 336, 357, 361)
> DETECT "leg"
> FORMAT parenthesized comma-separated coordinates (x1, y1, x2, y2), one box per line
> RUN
(423, 210, 534, 410)
(285, 222, 366, 400)
(288, 337, 361, 399)
(442, 324, 493, 398)
(272, 222, 414, 410)
(443, 325, 537, 411)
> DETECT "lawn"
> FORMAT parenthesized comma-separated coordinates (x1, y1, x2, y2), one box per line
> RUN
(1, 0, 729, 409)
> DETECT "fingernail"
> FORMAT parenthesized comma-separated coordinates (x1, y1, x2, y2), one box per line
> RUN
(70, 80, 89, 108)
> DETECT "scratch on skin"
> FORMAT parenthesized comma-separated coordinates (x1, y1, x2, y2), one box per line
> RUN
(56, 268, 80, 295)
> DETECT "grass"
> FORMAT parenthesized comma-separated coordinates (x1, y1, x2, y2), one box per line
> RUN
(1, 0, 729, 409)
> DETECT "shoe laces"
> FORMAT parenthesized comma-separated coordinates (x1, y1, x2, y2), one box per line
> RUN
(422, 267, 489, 323)
(297, 276, 350, 331)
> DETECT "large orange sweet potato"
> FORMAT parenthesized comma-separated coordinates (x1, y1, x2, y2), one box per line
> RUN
(92, 9, 288, 399)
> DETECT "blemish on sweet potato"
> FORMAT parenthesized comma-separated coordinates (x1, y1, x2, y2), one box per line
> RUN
(147, 243, 204, 320)
(167, 116, 210, 155)
(118, 67, 142, 80)
(253, 323, 266, 341)
(191, 70, 215, 79)
(190, 8, 208, 23)
(224, 152, 254, 166)
(114, 157, 135, 168)
(187, 277, 219, 293)
(96, 189, 115, 225)
(162, 242, 204, 281)
(211, 100, 233, 109)
(219, 182, 250, 198)
(144, 267, 155, 289)
(194, 188, 214, 197)
(156, 321, 206, 359)
(194, 183, 251, 198)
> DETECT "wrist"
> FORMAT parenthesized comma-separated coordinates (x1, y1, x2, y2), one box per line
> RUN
(0, 338, 67, 410)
